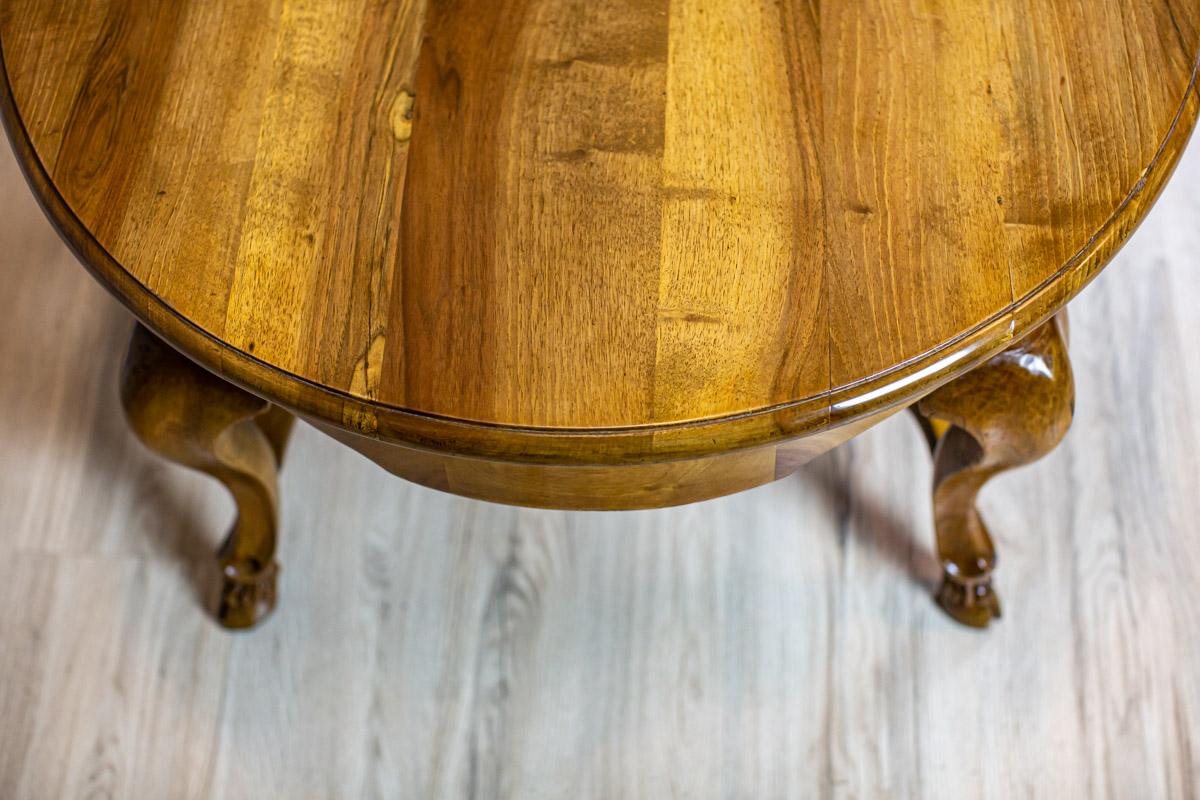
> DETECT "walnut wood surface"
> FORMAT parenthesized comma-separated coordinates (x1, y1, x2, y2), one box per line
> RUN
(120, 323, 295, 628)
(1, 2, 1198, 465)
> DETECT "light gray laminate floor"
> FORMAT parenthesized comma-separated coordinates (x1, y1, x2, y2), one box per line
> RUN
(1, 130, 1199, 799)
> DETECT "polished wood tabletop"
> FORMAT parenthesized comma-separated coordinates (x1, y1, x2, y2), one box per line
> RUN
(4, 1, 1197, 466)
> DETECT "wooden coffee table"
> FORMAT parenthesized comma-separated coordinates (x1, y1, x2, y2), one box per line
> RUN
(2, 3, 1196, 630)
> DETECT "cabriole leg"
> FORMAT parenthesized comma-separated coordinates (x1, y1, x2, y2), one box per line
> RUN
(910, 313, 1073, 628)
(120, 324, 294, 629)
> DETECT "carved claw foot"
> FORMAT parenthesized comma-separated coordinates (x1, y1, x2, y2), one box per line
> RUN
(218, 558, 279, 629)
(936, 571, 1002, 628)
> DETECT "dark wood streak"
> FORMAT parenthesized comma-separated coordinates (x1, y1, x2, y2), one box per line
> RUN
(396, 0, 535, 419)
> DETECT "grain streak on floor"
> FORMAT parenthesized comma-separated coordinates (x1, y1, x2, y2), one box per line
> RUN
(1, 136, 1199, 799)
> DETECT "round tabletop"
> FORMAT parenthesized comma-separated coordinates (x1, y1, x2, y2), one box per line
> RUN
(2, 2, 1197, 464)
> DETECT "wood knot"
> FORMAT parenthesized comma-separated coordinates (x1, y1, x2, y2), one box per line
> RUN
(389, 90, 415, 142)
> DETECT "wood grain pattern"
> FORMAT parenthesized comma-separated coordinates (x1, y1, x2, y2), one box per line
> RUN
(4, 135, 1200, 797)
(1, 1, 1197, 465)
